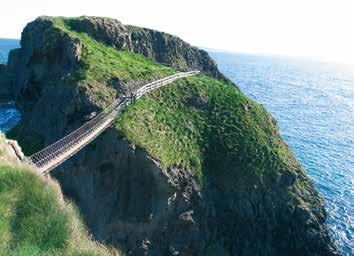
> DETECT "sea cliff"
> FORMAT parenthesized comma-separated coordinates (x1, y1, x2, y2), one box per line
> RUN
(3, 16, 339, 255)
(0, 64, 13, 100)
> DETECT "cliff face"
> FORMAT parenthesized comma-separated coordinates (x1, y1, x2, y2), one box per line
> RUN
(54, 129, 201, 255)
(0, 64, 13, 100)
(5, 16, 339, 256)
(64, 16, 226, 80)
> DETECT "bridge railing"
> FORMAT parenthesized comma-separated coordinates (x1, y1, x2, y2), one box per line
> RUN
(28, 71, 200, 172)
(135, 71, 199, 99)
(29, 98, 127, 168)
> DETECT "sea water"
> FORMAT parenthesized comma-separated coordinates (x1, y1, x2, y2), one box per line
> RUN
(0, 38, 19, 64)
(0, 39, 20, 132)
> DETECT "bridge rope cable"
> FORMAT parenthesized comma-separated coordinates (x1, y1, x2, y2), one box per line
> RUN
(29, 99, 121, 162)
(33, 101, 126, 168)
(28, 71, 199, 173)
(30, 98, 125, 166)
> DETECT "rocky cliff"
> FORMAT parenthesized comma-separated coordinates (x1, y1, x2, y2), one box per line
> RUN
(65, 16, 226, 80)
(5, 16, 339, 256)
(0, 64, 12, 100)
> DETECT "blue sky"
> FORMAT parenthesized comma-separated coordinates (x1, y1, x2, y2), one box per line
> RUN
(1, 0, 354, 66)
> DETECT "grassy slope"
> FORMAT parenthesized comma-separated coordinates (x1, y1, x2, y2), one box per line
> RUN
(51, 17, 176, 112)
(116, 75, 300, 191)
(53, 17, 176, 85)
(0, 135, 119, 256)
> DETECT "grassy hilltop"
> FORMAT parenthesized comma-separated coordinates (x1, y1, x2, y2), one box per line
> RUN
(52, 18, 176, 85)
(116, 75, 295, 189)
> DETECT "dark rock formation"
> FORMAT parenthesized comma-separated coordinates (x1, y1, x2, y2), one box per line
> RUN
(54, 129, 202, 255)
(7, 17, 82, 106)
(66, 16, 227, 80)
(5, 17, 103, 152)
(0, 64, 12, 100)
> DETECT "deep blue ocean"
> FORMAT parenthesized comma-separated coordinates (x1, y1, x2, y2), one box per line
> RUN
(0, 39, 21, 131)
(0, 39, 352, 254)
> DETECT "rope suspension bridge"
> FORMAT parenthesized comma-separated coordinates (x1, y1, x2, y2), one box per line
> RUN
(28, 71, 199, 174)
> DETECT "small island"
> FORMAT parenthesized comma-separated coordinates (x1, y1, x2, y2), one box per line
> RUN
(0, 16, 339, 255)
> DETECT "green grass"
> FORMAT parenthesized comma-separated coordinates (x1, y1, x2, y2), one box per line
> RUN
(0, 135, 120, 255)
(116, 75, 298, 190)
(51, 17, 176, 85)
(0, 165, 69, 254)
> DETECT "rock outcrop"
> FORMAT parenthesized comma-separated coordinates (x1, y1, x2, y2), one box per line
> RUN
(63, 16, 226, 80)
(54, 129, 201, 255)
(0, 64, 12, 100)
(5, 16, 339, 256)
(0, 133, 24, 163)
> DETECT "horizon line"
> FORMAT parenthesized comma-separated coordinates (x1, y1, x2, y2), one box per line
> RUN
(1, 37, 353, 68)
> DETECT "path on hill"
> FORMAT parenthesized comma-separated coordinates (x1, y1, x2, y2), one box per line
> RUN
(29, 71, 199, 174)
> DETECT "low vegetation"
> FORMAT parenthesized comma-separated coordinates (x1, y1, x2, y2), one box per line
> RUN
(0, 134, 120, 256)
(53, 17, 176, 85)
(116, 75, 298, 190)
